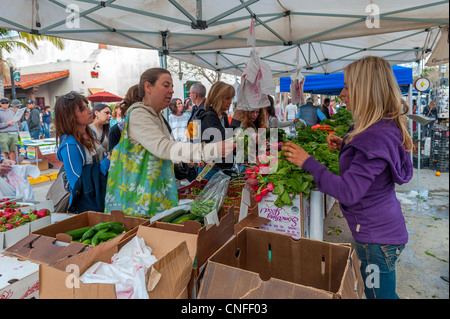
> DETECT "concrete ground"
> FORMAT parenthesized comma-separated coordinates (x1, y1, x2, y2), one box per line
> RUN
(31, 166, 449, 299)
(323, 167, 449, 299)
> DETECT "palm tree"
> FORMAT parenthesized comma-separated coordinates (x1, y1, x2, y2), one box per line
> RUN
(0, 28, 64, 98)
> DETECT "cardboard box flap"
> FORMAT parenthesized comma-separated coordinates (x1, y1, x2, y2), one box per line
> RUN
(50, 234, 123, 274)
(337, 249, 364, 299)
(4, 234, 88, 265)
(146, 241, 193, 299)
(198, 261, 334, 299)
(234, 214, 270, 235)
(195, 207, 234, 267)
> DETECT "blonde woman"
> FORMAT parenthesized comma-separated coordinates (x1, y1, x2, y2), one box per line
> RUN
(193, 81, 243, 179)
(283, 56, 413, 299)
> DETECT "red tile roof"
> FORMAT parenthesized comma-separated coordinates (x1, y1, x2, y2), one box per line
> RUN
(4, 70, 70, 89)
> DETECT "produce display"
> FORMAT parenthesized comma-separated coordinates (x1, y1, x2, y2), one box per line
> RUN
(65, 221, 128, 246)
(244, 108, 353, 207)
(0, 208, 50, 232)
(320, 108, 353, 138)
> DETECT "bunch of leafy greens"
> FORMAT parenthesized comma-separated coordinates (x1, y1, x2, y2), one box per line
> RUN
(320, 108, 354, 138)
(265, 127, 340, 207)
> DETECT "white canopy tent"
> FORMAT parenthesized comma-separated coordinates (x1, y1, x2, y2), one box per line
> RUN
(0, 0, 448, 76)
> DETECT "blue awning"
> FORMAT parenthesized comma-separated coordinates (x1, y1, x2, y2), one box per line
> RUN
(280, 65, 413, 95)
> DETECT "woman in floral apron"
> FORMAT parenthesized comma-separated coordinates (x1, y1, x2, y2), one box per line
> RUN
(105, 68, 235, 218)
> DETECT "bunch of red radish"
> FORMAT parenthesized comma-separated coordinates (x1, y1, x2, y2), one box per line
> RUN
(242, 142, 284, 203)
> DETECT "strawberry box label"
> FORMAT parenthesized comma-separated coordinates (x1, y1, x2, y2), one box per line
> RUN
(258, 192, 310, 239)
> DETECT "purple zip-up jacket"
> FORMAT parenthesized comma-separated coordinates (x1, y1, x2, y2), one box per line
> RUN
(302, 118, 413, 245)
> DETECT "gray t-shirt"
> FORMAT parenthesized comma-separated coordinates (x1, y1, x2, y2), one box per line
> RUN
(284, 104, 298, 120)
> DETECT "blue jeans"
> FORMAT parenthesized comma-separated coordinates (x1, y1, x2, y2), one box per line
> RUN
(354, 240, 405, 299)
(30, 129, 41, 139)
(44, 123, 51, 138)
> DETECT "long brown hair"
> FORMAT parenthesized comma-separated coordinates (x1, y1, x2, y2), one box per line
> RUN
(242, 108, 267, 130)
(54, 92, 97, 152)
(343, 56, 412, 152)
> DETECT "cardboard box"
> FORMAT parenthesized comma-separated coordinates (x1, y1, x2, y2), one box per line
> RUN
(256, 189, 325, 241)
(0, 205, 52, 250)
(0, 254, 40, 299)
(4, 233, 90, 265)
(151, 206, 234, 269)
(151, 206, 235, 299)
(39, 225, 196, 299)
(4, 210, 146, 263)
(2, 224, 30, 250)
(31, 210, 149, 241)
(198, 227, 364, 299)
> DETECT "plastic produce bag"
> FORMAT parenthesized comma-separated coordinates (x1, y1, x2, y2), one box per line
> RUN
(237, 49, 276, 111)
(190, 171, 231, 226)
(149, 199, 194, 223)
(6, 165, 40, 201)
(79, 236, 158, 299)
(0, 177, 15, 197)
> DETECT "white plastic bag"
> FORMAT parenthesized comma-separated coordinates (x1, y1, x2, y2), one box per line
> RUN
(149, 199, 193, 223)
(79, 236, 158, 299)
(6, 165, 40, 201)
(237, 49, 276, 111)
(0, 177, 15, 197)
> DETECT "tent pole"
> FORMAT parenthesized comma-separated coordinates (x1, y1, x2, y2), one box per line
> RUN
(159, 50, 168, 120)
(408, 84, 413, 163)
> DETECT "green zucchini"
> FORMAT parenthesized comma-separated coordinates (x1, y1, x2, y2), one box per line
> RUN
(65, 226, 92, 240)
(172, 213, 197, 224)
(160, 209, 188, 223)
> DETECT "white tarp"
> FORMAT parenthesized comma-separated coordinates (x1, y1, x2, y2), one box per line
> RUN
(0, 0, 448, 75)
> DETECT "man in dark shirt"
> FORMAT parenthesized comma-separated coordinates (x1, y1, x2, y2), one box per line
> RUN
(321, 98, 332, 119)
(27, 100, 41, 139)
(187, 83, 206, 125)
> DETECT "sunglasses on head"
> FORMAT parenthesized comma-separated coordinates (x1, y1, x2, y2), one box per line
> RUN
(63, 91, 79, 107)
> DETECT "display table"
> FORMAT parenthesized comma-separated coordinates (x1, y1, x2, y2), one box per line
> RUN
(16, 137, 57, 171)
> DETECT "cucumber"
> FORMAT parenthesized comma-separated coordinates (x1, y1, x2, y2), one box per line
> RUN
(82, 239, 92, 245)
(65, 226, 92, 240)
(97, 232, 117, 242)
(172, 213, 197, 224)
(92, 221, 123, 231)
(91, 228, 109, 246)
(160, 209, 188, 223)
(80, 227, 96, 242)
(107, 224, 129, 234)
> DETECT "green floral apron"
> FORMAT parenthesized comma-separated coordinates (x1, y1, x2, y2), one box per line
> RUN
(104, 105, 178, 218)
